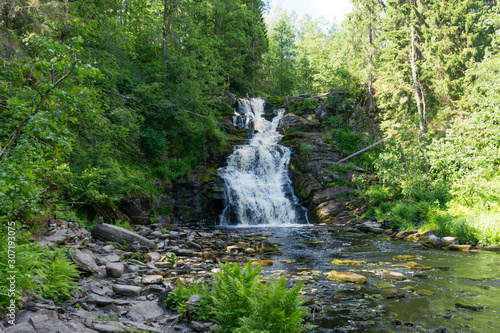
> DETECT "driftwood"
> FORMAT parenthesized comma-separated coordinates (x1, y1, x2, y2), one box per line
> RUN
(337, 138, 387, 165)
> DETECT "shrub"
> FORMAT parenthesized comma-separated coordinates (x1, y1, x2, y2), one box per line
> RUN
(302, 98, 319, 110)
(111, 220, 132, 230)
(36, 249, 80, 302)
(366, 185, 392, 205)
(374, 201, 432, 230)
(165, 283, 212, 322)
(234, 277, 311, 333)
(0, 238, 80, 308)
(210, 262, 262, 332)
(164, 262, 310, 333)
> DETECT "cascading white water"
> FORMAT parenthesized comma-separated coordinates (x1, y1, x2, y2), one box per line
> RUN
(219, 98, 308, 226)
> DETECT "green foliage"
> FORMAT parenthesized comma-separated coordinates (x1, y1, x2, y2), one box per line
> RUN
(323, 115, 374, 170)
(1, 0, 269, 230)
(165, 283, 213, 322)
(234, 278, 311, 333)
(210, 262, 262, 332)
(157, 206, 173, 215)
(374, 201, 431, 230)
(326, 178, 350, 188)
(129, 253, 144, 262)
(365, 185, 392, 205)
(111, 220, 132, 231)
(0, 34, 99, 223)
(0, 237, 80, 308)
(210, 262, 309, 333)
(299, 144, 313, 161)
(302, 98, 319, 109)
(160, 253, 178, 265)
(152, 157, 198, 184)
(327, 162, 357, 175)
(36, 249, 80, 302)
(325, 93, 356, 114)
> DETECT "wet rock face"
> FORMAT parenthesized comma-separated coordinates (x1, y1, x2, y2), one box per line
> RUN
(154, 165, 226, 227)
(280, 128, 361, 224)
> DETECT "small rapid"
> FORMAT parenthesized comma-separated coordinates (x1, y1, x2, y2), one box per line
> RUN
(218, 98, 307, 226)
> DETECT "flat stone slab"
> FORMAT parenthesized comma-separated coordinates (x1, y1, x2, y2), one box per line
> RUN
(127, 301, 164, 322)
(91, 224, 154, 249)
(112, 284, 142, 297)
(3, 322, 38, 333)
(93, 322, 127, 333)
(84, 294, 116, 306)
(142, 275, 163, 284)
(327, 271, 367, 284)
(448, 244, 471, 251)
(381, 271, 406, 281)
(383, 288, 406, 299)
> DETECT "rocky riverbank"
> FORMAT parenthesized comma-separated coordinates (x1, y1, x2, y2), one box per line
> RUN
(2, 215, 499, 332)
(0, 221, 285, 333)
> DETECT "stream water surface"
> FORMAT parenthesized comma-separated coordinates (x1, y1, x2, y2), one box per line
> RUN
(223, 225, 500, 333)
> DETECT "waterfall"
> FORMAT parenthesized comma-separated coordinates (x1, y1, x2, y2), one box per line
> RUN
(219, 98, 308, 226)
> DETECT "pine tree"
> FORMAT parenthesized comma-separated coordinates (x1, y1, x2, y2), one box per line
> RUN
(349, 0, 384, 116)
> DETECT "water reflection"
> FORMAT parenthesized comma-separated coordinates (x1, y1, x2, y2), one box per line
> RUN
(220, 225, 500, 332)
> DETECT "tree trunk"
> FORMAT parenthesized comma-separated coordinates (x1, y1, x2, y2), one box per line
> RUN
(163, 0, 168, 61)
(410, 25, 429, 173)
(367, 9, 375, 116)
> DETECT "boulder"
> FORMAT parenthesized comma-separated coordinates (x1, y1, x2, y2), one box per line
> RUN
(314, 103, 330, 122)
(383, 289, 406, 299)
(106, 263, 124, 278)
(29, 315, 72, 333)
(280, 113, 308, 132)
(327, 271, 367, 284)
(142, 275, 163, 284)
(381, 271, 406, 281)
(92, 322, 127, 333)
(84, 294, 115, 306)
(127, 301, 165, 322)
(112, 284, 143, 297)
(91, 224, 155, 249)
(3, 322, 38, 333)
(117, 195, 153, 225)
(448, 244, 471, 251)
(222, 89, 237, 107)
(311, 187, 353, 206)
(71, 250, 98, 274)
(315, 200, 347, 222)
(145, 252, 161, 262)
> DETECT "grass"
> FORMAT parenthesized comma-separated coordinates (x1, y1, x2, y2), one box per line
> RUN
(362, 185, 500, 246)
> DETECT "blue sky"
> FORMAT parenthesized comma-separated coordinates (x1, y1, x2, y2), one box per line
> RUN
(267, 0, 353, 23)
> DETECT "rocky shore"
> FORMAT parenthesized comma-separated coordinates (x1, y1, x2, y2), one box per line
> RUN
(0, 220, 284, 333)
(1, 216, 497, 333)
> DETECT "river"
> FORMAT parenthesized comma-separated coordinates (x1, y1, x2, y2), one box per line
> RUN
(217, 99, 500, 332)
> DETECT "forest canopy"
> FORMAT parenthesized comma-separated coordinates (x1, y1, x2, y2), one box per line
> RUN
(1, 0, 500, 245)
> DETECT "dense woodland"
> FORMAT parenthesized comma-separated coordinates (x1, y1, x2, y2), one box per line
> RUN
(2, 0, 500, 313)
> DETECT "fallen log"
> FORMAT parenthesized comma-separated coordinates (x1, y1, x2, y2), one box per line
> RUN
(91, 223, 155, 249)
(336, 138, 387, 164)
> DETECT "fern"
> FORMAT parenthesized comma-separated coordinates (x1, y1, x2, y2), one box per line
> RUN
(210, 262, 263, 332)
(165, 283, 213, 322)
(0, 238, 80, 308)
(36, 249, 80, 302)
(0, 240, 41, 307)
(234, 277, 312, 333)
